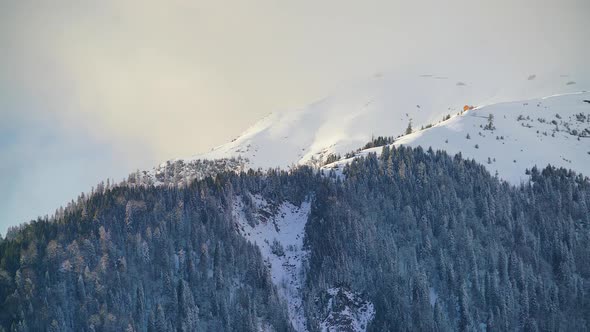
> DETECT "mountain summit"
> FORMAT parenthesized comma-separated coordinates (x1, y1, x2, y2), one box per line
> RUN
(178, 69, 589, 181)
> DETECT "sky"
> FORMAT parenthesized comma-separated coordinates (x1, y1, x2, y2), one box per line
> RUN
(1, 0, 589, 234)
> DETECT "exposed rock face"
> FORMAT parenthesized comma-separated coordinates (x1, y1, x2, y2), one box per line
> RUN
(319, 286, 375, 332)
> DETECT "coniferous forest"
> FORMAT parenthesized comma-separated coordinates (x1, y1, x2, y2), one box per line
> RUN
(1, 146, 589, 331)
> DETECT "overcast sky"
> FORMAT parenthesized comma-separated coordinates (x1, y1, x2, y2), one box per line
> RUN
(1, 0, 589, 234)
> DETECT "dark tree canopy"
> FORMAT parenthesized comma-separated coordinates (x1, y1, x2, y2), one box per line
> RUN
(1, 146, 589, 331)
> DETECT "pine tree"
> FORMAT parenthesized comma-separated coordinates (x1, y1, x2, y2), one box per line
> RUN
(405, 120, 413, 135)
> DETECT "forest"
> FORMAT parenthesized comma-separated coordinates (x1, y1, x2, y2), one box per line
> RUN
(1, 145, 589, 331)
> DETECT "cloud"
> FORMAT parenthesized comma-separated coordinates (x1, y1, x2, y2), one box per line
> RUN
(0, 0, 588, 232)
(0, 99, 154, 234)
(3, 0, 588, 159)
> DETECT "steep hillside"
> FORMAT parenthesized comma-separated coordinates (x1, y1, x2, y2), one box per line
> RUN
(0, 180, 294, 331)
(305, 147, 590, 331)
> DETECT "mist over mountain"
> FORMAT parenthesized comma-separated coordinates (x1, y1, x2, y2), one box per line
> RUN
(2, 29, 590, 331)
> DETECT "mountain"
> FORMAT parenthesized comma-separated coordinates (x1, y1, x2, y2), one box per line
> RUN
(2, 69, 590, 331)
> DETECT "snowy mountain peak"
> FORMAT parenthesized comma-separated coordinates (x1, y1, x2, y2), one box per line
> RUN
(196, 69, 589, 173)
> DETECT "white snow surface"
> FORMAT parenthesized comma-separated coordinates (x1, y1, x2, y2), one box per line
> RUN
(196, 69, 589, 174)
(324, 92, 590, 184)
(232, 195, 311, 332)
(319, 287, 375, 332)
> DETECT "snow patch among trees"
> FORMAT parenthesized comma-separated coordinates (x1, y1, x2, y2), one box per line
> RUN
(233, 195, 311, 332)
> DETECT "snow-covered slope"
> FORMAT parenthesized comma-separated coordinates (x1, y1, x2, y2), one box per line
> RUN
(197, 69, 589, 171)
(324, 92, 590, 183)
(232, 195, 311, 332)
